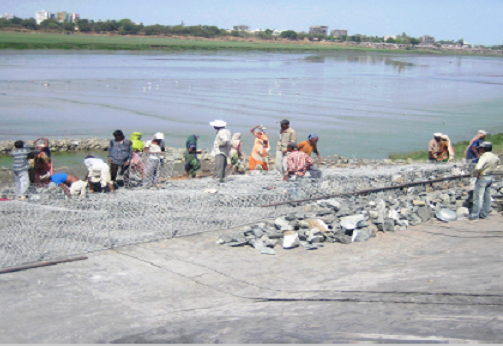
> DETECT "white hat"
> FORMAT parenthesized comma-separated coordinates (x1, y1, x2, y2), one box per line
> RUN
(260, 126, 267, 131)
(153, 132, 165, 140)
(209, 120, 227, 127)
(478, 130, 487, 135)
(433, 133, 443, 137)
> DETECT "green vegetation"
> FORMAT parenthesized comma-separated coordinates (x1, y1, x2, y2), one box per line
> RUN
(0, 31, 426, 53)
(389, 133, 503, 161)
(0, 32, 490, 55)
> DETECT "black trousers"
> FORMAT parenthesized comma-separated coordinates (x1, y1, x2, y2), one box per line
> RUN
(110, 163, 130, 183)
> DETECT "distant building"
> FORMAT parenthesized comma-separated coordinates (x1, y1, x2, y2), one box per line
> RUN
(384, 35, 396, 41)
(309, 26, 328, 35)
(420, 35, 435, 44)
(35, 10, 51, 24)
(233, 25, 250, 31)
(330, 29, 348, 37)
(0, 13, 14, 20)
(56, 11, 79, 23)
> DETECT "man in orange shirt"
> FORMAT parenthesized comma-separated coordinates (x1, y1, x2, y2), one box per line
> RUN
(298, 134, 322, 165)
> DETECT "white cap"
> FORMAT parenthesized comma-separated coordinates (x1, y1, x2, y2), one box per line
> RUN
(153, 132, 165, 140)
(478, 130, 487, 135)
(433, 133, 443, 137)
(210, 120, 227, 127)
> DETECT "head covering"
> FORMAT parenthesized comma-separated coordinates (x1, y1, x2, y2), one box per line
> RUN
(478, 130, 487, 135)
(441, 135, 450, 141)
(433, 133, 443, 138)
(260, 126, 267, 131)
(232, 133, 241, 141)
(280, 119, 290, 125)
(477, 141, 492, 149)
(210, 120, 227, 127)
(113, 130, 124, 137)
(308, 133, 319, 140)
(153, 132, 165, 140)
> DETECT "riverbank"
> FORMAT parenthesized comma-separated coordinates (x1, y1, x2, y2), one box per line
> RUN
(0, 31, 501, 56)
(389, 133, 503, 161)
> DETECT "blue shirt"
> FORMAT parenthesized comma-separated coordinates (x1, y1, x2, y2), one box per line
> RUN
(51, 173, 69, 185)
(466, 139, 482, 162)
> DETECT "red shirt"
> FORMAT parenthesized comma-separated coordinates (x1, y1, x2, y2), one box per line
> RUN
(286, 150, 314, 177)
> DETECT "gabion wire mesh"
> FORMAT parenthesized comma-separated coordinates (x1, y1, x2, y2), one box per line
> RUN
(0, 163, 472, 268)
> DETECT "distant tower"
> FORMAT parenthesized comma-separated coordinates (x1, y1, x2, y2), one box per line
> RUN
(181, 20, 184, 27)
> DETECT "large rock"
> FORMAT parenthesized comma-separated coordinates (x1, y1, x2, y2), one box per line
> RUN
(282, 232, 299, 249)
(456, 207, 470, 217)
(417, 206, 433, 222)
(317, 199, 341, 211)
(340, 214, 365, 230)
(274, 217, 289, 230)
(408, 213, 422, 226)
(383, 219, 395, 232)
(353, 227, 375, 242)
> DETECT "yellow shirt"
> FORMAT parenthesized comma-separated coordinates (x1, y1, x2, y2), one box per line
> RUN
(473, 152, 500, 176)
(298, 140, 314, 156)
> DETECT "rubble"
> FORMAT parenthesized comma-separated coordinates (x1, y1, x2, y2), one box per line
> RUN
(217, 163, 503, 255)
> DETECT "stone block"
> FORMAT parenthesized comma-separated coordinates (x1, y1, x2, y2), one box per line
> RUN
(340, 214, 365, 230)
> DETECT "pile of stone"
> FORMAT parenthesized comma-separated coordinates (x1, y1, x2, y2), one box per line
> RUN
(218, 175, 503, 255)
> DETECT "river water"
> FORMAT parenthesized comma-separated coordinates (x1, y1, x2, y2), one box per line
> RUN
(1, 50, 502, 159)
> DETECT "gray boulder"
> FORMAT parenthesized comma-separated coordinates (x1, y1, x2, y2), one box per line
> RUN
(417, 206, 433, 222)
(340, 214, 365, 230)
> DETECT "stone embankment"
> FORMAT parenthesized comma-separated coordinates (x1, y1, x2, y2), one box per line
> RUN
(218, 164, 503, 254)
(0, 138, 111, 155)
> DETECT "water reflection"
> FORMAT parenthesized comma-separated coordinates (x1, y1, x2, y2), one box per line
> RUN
(304, 54, 417, 73)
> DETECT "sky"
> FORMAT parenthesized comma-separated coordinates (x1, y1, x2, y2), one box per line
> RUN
(3, 0, 502, 45)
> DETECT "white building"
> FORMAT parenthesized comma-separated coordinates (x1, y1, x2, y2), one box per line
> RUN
(36, 10, 51, 24)
(1, 13, 14, 20)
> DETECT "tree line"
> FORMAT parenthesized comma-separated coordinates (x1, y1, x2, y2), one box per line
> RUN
(1, 16, 500, 49)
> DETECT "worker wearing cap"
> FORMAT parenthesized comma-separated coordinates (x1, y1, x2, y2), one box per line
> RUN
(276, 119, 297, 175)
(428, 133, 443, 163)
(469, 141, 500, 221)
(465, 130, 487, 163)
(210, 120, 232, 183)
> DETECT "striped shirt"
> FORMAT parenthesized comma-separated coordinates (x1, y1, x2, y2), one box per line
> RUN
(9, 148, 35, 173)
(286, 150, 314, 177)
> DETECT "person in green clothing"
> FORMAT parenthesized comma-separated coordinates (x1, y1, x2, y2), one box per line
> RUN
(184, 135, 201, 178)
(186, 134, 199, 150)
(130, 132, 144, 152)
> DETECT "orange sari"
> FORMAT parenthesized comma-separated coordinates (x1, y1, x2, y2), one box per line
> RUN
(248, 134, 269, 170)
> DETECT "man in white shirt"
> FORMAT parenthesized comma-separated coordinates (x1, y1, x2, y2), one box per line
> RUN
(84, 156, 115, 193)
(469, 142, 500, 221)
(210, 120, 231, 183)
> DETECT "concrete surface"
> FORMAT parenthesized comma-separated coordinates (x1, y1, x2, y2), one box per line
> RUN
(1, 215, 503, 343)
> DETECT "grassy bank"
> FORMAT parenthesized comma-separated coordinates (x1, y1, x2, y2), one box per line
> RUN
(0, 31, 489, 55)
(389, 133, 503, 161)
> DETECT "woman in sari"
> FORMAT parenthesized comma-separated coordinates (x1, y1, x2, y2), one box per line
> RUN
(33, 137, 53, 184)
(248, 125, 269, 171)
(228, 133, 244, 174)
(440, 135, 455, 163)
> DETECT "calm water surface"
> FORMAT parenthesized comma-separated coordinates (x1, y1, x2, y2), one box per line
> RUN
(1, 50, 502, 159)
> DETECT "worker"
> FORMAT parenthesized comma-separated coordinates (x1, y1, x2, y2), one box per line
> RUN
(469, 141, 500, 221)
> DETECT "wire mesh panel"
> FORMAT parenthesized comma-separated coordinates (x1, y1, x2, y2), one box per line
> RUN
(0, 163, 477, 268)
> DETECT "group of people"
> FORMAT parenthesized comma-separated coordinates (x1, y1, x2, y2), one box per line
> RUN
(207, 119, 323, 183)
(428, 129, 501, 221)
(428, 130, 489, 164)
(9, 125, 499, 224)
